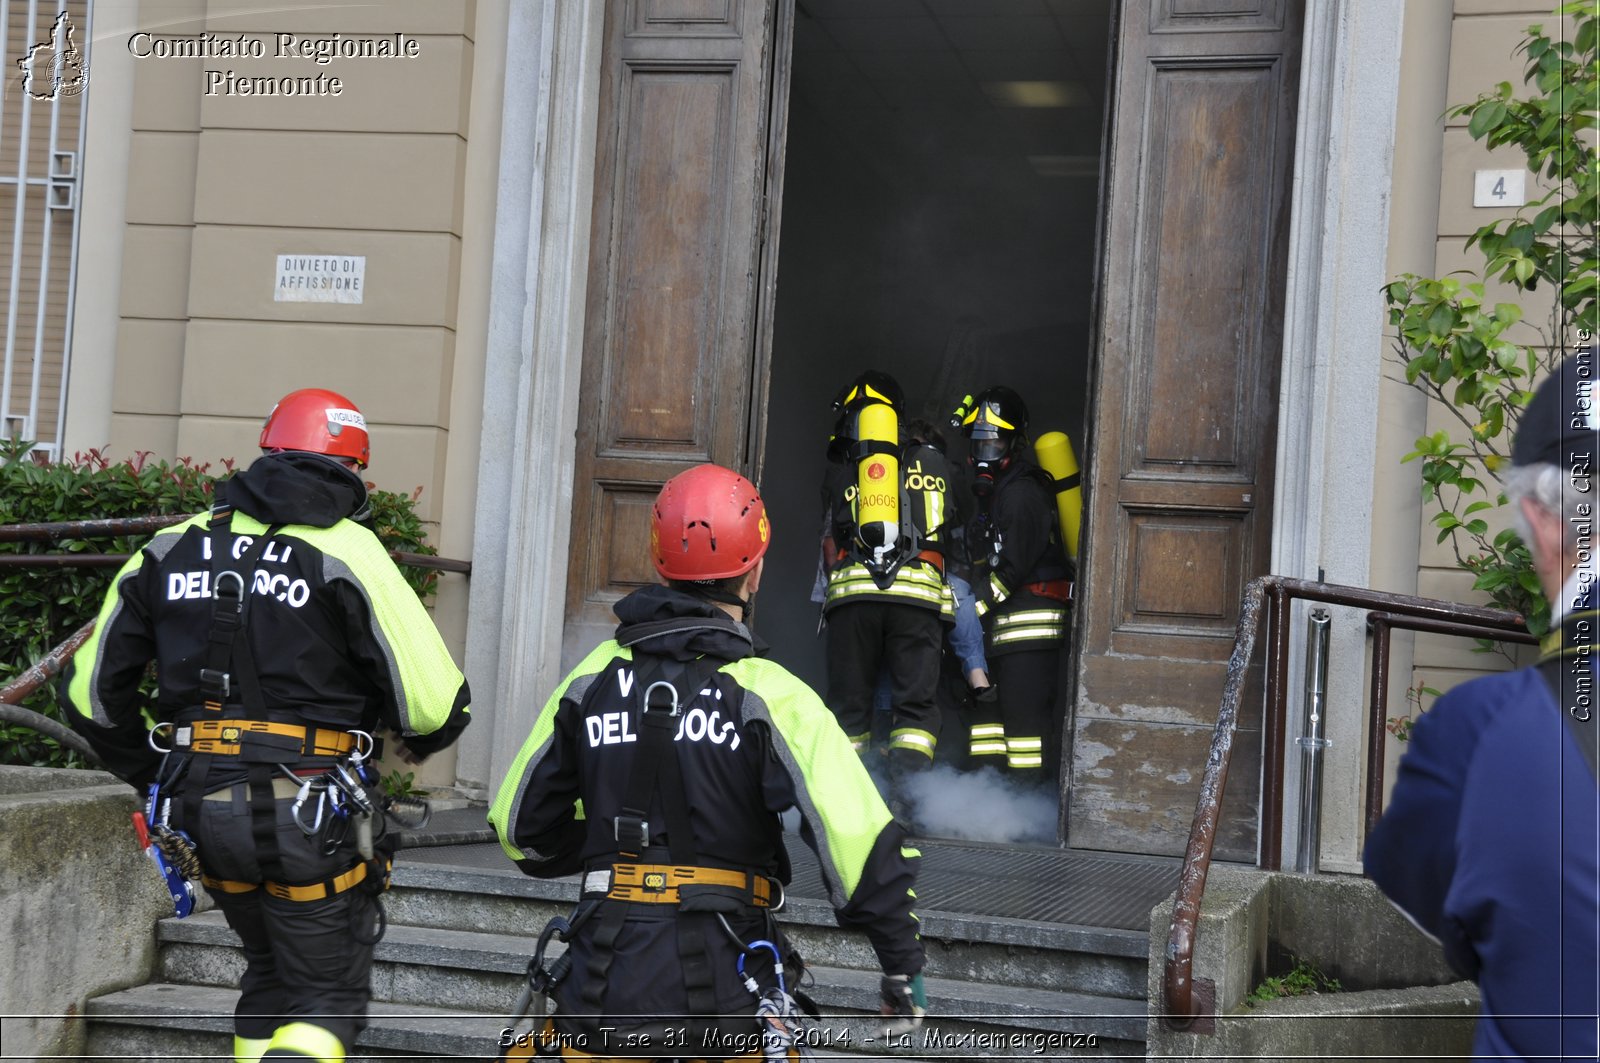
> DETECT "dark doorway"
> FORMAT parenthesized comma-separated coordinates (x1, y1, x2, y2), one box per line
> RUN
(756, 0, 1112, 822)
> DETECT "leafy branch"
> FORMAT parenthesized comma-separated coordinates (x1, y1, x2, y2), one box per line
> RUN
(1385, 4, 1596, 640)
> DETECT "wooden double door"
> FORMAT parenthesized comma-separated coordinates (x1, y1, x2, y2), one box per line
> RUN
(564, 0, 1302, 859)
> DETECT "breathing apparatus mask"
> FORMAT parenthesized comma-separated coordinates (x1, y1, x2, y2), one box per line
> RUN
(958, 386, 1029, 500)
(967, 426, 1012, 498)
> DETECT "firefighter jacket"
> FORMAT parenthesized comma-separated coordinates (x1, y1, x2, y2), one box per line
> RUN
(61, 452, 472, 788)
(823, 442, 955, 620)
(966, 457, 1071, 657)
(490, 585, 926, 983)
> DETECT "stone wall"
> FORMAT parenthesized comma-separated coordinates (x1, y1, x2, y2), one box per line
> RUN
(0, 766, 170, 1058)
(1147, 866, 1479, 1061)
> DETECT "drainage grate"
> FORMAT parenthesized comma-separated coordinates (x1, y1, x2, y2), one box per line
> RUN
(406, 838, 1180, 932)
(785, 841, 1178, 931)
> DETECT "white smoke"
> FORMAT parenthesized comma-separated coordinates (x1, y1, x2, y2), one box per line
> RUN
(903, 764, 1057, 844)
(778, 763, 1058, 844)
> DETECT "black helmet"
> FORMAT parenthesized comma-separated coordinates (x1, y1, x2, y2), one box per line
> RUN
(832, 370, 904, 412)
(960, 385, 1028, 467)
(826, 410, 853, 463)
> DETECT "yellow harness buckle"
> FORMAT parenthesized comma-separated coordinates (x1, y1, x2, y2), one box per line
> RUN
(598, 862, 774, 908)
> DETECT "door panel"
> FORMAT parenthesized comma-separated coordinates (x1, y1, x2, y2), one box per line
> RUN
(1071, 0, 1301, 858)
(564, 0, 784, 664)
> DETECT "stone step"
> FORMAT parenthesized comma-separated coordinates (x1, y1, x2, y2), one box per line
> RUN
(87, 987, 1003, 1063)
(154, 912, 1147, 1046)
(385, 859, 1151, 1000)
(90, 980, 1139, 1060)
(156, 909, 1145, 1043)
(85, 982, 482, 1062)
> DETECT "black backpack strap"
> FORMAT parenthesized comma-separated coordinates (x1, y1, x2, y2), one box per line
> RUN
(200, 507, 281, 720)
(611, 653, 721, 863)
(583, 652, 725, 1020)
(1537, 654, 1599, 784)
(182, 509, 287, 869)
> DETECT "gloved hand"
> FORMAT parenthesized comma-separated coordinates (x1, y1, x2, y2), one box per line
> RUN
(878, 972, 927, 1038)
(391, 737, 426, 765)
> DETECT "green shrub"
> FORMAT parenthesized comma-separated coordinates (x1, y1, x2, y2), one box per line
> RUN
(0, 442, 439, 769)
(1385, 3, 1597, 639)
(1245, 958, 1343, 1007)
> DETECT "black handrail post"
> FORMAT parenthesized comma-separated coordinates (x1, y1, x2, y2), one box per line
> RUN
(1365, 614, 1394, 839)
(1261, 580, 1291, 871)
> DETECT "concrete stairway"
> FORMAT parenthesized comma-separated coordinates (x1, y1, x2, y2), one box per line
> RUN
(83, 823, 1169, 1061)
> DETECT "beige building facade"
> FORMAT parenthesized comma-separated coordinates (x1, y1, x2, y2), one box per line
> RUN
(5, 0, 1568, 869)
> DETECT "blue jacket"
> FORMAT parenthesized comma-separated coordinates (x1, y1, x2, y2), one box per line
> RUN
(1364, 662, 1598, 1061)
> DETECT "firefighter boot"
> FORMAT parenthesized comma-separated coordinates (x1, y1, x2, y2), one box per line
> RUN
(886, 747, 930, 833)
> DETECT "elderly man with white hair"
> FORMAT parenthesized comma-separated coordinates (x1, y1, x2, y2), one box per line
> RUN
(1365, 349, 1598, 1062)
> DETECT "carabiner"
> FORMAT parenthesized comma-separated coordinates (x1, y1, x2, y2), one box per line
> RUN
(345, 729, 374, 764)
(292, 777, 326, 834)
(213, 569, 246, 612)
(642, 680, 682, 717)
(147, 721, 175, 753)
(736, 939, 787, 996)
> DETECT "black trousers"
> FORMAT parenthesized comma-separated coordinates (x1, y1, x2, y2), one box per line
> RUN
(825, 600, 943, 759)
(976, 648, 1060, 776)
(190, 787, 377, 1048)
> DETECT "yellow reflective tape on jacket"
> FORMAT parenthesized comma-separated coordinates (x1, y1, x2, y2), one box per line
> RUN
(825, 561, 954, 618)
(990, 606, 1068, 646)
(260, 514, 470, 737)
(490, 640, 626, 862)
(725, 656, 895, 907)
(65, 518, 200, 726)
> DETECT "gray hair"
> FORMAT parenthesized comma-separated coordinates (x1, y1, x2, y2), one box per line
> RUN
(1504, 461, 1593, 552)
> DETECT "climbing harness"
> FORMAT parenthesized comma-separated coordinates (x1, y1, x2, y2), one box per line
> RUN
(499, 654, 816, 1059)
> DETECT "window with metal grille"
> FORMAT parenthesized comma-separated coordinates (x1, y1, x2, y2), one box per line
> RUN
(1, 0, 90, 461)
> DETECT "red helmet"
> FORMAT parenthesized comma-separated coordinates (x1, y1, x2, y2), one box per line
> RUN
(258, 388, 370, 468)
(651, 464, 770, 581)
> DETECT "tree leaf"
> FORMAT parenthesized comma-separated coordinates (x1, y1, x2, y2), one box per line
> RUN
(1468, 100, 1507, 138)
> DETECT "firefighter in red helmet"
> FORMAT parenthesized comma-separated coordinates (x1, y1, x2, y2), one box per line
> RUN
(259, 386, 372, 468)
(491, 463, 928, 1057)
(64, 388, 471, 1063)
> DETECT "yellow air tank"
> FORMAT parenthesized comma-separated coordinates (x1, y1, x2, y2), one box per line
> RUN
(1034, 431, 1083, 560)
(856, 401, 900, 564)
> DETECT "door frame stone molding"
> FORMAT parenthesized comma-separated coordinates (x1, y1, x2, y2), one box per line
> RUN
(1270, 0, 1406, 872)
(460, 0, 606, 795)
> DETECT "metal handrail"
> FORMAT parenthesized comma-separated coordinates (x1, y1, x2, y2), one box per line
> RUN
(0, 517, 470, 752)
(1256, 579, 1524, 870)
(1162, 575, 1528, 1029)
(0, 551, 471, 573)
(0, 515, 471, 574)
(1363, 612, 1538, 838)
(0, 515, 187, 542)
(0, 619, 100, 760)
